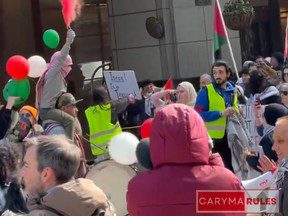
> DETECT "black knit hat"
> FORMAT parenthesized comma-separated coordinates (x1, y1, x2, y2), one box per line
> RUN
(136, 138, 153, 170)
(264, 103, 288, 126)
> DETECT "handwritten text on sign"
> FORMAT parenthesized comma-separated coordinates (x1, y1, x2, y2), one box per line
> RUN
(104, 70, 141, 100)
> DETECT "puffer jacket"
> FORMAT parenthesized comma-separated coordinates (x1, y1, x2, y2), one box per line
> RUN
(127, 104, 243, 216)
(25, 178, 115, 216)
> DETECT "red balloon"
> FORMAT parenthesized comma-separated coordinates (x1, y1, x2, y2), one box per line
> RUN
(141, 118, 153, 139)
(6, 55, 30, 79)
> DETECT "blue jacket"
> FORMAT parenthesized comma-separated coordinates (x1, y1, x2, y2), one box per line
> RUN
(195, 81, 236, 122)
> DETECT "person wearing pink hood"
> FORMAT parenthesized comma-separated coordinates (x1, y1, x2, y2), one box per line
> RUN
(36, 29, 76, 140)
(127, 104, 243, 216)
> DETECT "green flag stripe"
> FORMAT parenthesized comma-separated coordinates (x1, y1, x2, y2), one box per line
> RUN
(214, 33, 227, 53)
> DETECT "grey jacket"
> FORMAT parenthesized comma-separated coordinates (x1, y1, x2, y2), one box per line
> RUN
(42, 120, 65, 136)
(39, 33, 74, 109)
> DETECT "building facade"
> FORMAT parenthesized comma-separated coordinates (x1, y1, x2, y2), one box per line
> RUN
(108, 0, 242, 82)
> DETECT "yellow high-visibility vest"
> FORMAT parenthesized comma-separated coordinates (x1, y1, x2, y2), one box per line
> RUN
(85, 104, 122, 156)
(205, 84, 238, 139)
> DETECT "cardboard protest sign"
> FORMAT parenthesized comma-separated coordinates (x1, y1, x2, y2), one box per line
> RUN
(104, 70, 141, 100)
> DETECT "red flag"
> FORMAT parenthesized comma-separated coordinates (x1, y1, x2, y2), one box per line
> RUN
(213, 0, 228, 55)
(163, 77, 174, 90)
(284, 16, 288, 59)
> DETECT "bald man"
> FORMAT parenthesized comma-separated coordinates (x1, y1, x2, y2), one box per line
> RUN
(258, 116, 288, 215)
(199, 74, 212, 89)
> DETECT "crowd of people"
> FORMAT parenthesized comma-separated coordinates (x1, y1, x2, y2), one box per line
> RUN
(0, 27, 288, 215)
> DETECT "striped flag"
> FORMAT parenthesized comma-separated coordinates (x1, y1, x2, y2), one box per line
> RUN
(213, 0, 239, 79)
(213, 0, 228, 60)
(163, 76, 174, 90)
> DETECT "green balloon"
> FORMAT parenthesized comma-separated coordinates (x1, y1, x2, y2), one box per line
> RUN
(3, 79, 30, 106)
(43, 29, 60, 49)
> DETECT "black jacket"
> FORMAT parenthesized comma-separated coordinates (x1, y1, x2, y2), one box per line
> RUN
(0, 108, 12, 139)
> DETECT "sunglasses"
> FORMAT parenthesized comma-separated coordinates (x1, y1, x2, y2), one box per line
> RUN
(280, 91, 288, 96)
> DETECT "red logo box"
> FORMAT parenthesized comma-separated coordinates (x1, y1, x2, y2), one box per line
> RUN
(197, 191, 245, 213)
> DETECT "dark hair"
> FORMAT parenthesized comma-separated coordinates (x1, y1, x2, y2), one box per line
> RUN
(282, 65, 288, 81)
(139, 79, 153, 89)
(240, 68, 249, 76)
(0, 143, 20, 188)
(249, 70, 264, 95)
(211, 60, 233, 79)
(3, 182, 29, 214)
(38, 136, 80, 184)
(0, 142, 28, 214)
(92, 86, 110, 105)
(26, 136, 81, 185)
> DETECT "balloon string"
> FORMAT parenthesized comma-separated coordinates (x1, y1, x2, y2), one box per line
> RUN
(80, 135, 107, 152)
(122, 125, 141, 130)
(81, 125, 141, 151)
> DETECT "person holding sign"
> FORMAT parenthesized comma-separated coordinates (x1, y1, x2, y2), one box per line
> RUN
(36, 29, 76, 140)
(85, 86, 135, 161)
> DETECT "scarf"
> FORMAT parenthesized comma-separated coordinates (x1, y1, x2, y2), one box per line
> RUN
(35, 51, 72, 108)
(177, 81, 197, 107)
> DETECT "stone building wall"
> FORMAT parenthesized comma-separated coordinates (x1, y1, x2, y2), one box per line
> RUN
(107, 0, 242, 81)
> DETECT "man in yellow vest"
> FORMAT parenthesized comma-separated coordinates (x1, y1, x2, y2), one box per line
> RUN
(195, 60, 238, 171)
(85, 86, 134, 160)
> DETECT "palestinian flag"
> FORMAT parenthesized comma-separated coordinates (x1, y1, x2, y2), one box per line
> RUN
(163, 76, 174, 90)
(214, 0, 228, 60)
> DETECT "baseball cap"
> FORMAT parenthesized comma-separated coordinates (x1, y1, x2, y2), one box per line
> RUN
(56, 93, 83, 108)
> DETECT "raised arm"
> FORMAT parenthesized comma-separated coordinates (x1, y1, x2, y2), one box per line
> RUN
(48, 29, 76, 77)
(151, 90, 175, 108)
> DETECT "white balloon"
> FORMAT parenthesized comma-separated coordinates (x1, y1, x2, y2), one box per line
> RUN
(109, 132, 139, 165)
(28, 55, 47, 78)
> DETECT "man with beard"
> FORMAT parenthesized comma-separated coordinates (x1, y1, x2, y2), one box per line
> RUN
(19, 135, 115, 216)
(42, 93, 86, 178)
(195, 60, 238, 171)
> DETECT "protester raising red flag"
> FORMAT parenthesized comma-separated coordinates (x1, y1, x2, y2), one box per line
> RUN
(213, 0, 228, 59)
(163, 77, 174, 90)
(59, 0, 83, 28)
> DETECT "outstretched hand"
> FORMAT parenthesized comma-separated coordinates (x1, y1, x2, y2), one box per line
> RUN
(6, 96, 20, 110)
(257, 155, 277, 173)
(66, 28, 76, 44)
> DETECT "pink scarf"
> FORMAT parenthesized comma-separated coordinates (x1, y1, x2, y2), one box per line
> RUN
(35, 51, 72, 108)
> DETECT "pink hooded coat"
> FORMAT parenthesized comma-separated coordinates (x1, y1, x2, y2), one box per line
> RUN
(127, 104, 243, 216)
(36, 49, 72, 109)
